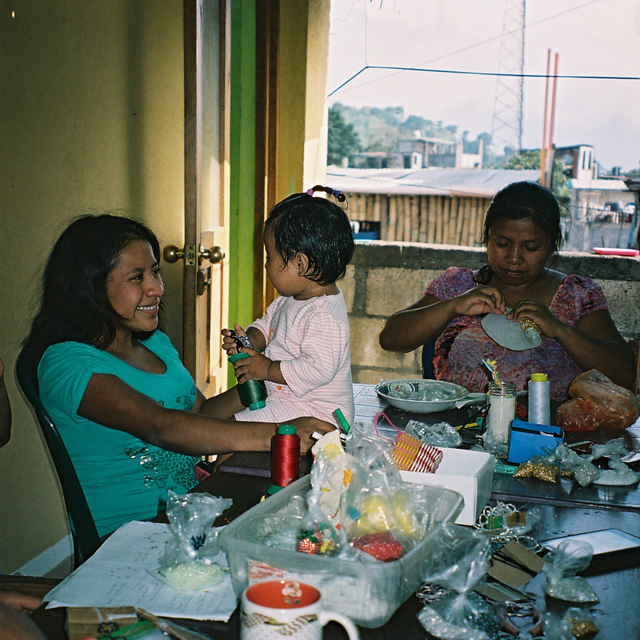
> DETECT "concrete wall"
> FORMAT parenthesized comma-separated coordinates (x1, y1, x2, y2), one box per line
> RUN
(341, 242, 640, 383)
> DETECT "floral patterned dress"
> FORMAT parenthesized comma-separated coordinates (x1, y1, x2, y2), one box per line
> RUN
(426, 267, 610, 401)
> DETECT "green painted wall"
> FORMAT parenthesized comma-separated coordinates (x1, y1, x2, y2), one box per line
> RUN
(228, 0, 257, 385)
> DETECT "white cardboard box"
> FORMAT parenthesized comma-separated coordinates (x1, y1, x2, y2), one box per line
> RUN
(401, 448, 494, 526)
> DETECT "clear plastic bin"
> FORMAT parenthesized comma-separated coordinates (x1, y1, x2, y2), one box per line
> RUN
(219, 475, 463, 628)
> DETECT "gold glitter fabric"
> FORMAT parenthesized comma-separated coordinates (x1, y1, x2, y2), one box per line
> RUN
(570, 619, 599, 637)
(514, 459, 559, 482)
(519, 316, 541, 338)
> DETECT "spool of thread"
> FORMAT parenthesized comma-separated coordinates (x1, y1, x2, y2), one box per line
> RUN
(528, 373, 551, 425)
(268, 424, 300, 494)
(228, 352, 267, 410)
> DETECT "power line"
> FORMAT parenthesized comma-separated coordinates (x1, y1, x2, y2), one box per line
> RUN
(329, 0, 604, 97)
(327, 65, 639, 98)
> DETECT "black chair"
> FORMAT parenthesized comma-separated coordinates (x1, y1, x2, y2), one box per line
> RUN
(421, 339, 436, 380)
(15, 350, 101, 567)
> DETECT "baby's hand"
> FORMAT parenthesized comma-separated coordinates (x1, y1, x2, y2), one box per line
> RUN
(221, 324, 251, 355)
(232, 349, 271, 382)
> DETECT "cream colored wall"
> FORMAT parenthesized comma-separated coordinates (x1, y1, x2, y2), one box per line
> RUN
(0, 0, 185, 573)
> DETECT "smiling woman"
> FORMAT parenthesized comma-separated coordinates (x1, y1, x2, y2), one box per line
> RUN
(21, 215, 333, 538)
(379, 182, 636, 402)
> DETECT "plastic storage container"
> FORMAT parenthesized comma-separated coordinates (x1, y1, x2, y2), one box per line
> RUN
(219, 475, 463, 628)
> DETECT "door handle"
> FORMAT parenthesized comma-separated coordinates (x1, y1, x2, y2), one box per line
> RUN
(163, 245, 225, 266)
(200, 246, 225, 264)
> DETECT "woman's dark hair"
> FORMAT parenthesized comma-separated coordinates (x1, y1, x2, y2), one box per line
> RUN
(264, 186, 355, 285)
(22, 214, 161, 385)
(481, 181, 563, 252)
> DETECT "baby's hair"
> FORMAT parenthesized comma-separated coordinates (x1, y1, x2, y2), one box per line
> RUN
(265, 186, 354, 286)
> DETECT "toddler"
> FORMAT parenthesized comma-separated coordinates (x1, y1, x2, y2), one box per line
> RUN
(222, 186, 355, 427)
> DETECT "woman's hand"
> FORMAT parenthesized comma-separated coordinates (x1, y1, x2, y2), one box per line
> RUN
(288, 417, 336, 453)
(450, 286, 507, 318)
(0, 591, 41, 613)
(508, 300, 562, 339)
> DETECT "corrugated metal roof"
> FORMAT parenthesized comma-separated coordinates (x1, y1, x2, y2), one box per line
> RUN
(327, 167, 540, 197)
(570, 178, 629, 191)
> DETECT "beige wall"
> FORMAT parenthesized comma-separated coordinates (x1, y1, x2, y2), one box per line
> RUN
(0, 0, 185, 573)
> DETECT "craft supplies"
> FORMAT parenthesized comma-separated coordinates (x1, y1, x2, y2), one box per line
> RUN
(333, 407, 351, 434)
(482, 358, 501, 384)
(486, 381, 517, 445)
(481, 312, 542, 351)
(228, 352, 267, 410)
(392, 432, 443, 473)
(507, 419, 563, 465)
(528, 372, 551, 425)
(269, 425, 300, 494)
(351, 531, 406, 562)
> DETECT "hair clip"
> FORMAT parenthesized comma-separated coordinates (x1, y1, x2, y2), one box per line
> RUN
(306, 188, 315, 196)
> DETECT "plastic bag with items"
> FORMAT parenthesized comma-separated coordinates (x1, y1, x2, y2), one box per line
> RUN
(405, 420, 462, 448)
(542, 539, 599, 603)
(556, 369, 639, 432)
(154, 490, 232, 591)
(340, 427, 422, 561)
(417, 525, 498, 640)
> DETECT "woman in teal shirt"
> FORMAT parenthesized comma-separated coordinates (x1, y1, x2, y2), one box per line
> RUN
(23, 214, 331, 537)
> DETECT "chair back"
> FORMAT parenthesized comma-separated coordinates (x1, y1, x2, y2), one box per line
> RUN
(422, 339, 436, 380)
(15, 349, 100, 566)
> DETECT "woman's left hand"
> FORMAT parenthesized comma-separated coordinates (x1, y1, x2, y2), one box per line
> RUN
(232, 349, 271, 382)
(508, 300, 563, 339)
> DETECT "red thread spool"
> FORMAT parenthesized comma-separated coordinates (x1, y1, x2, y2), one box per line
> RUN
(270, 424, 300, 489)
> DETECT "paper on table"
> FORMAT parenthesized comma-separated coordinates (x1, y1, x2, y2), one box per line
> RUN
(44, 521, 238, 621)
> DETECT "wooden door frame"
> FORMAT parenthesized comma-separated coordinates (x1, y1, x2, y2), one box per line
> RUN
(183, 0, 199, 376)
(253, 0, 280, 318)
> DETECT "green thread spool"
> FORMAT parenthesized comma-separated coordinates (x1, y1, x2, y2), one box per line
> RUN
(228, 352, 267, 410)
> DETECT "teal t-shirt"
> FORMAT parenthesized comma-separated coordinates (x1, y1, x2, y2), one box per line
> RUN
(38, 331, 200, 538)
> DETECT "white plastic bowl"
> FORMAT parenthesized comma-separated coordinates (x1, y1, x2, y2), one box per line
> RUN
(375, 379, 469, 413)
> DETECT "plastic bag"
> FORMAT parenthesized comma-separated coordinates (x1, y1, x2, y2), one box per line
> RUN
(341, 428, 419, 558)
(543, 607, 599, 640)
(154, 490, 232, 591)
(417, 525, 497, 640)
(592, 454, 640, 486)
(542, 539, 599, 603)
(556, 369, 639, 432)
(405, 420, 462, 448)
(552, 443, 600, 487)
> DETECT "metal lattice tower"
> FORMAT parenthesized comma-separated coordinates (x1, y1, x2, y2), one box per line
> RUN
(491, 0, 526, 155)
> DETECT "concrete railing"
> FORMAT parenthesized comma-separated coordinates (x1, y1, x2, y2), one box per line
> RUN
(341, 241, 640, 384)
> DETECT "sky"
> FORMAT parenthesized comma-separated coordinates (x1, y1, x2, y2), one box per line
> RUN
(327, 0, 640, 172)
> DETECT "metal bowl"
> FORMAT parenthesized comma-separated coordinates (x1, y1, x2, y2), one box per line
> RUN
(375, 379, 470, 413)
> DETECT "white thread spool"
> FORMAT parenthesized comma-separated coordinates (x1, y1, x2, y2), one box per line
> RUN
(528, 373, 551, 425)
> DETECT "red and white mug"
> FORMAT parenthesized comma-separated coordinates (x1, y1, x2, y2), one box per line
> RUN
(241, 579, 359, 640)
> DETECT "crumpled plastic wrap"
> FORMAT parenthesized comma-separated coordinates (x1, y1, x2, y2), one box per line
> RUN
(542, 539, 599, 603)
(556, 369, 639, 432)
(592, 454, 640, 486)
(154, 490, 232, 591)
(417, 525, 497, 640)
(552, 444, 601, 487)
(405, 420, 462, 448)
(543, 607, 599, 640)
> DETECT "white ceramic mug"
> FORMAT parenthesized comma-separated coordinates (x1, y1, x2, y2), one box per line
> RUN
(240, 579, 359, 640)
